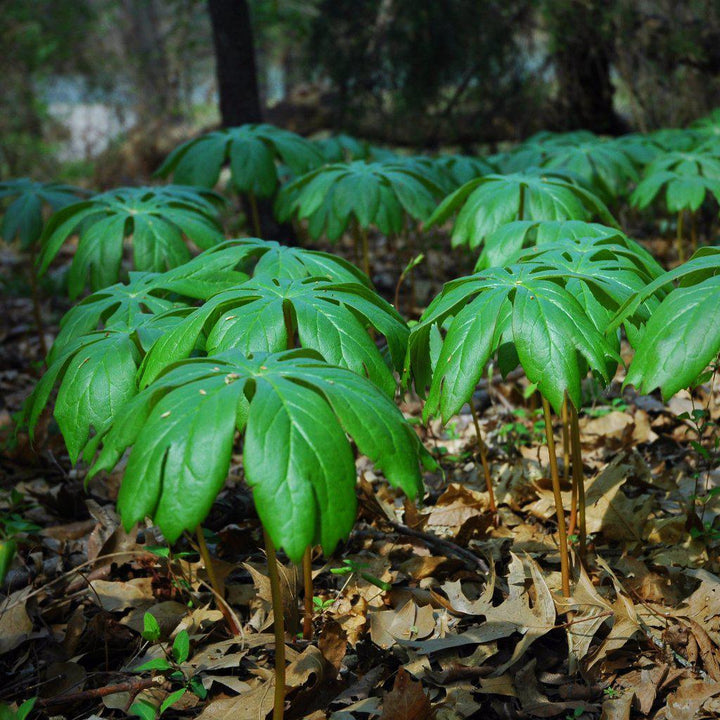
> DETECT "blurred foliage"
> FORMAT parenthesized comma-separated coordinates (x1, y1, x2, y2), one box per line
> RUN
(3, 0, 720, 179)
(0, 0, 95, 176)
(307, 0, 539, 142)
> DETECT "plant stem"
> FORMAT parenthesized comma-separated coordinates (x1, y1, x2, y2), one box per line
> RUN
(248, 191, 262, 238)
(302, 546, 313, 640)
(518, 183, 525, 222)
(469, 401, 497, 518)
(542, 396, 570, 597)
(691, 211, 697, 253)
(28, 242, 47, 360)
(195, 526, 221, 594)
(194, 526, 241, 634)
(562, 395, 575, 536)
(569, 403, 587, 560)
(264, 529, 286, 720)
(676, 210, 685, 263)
(360, 225, 370, 279)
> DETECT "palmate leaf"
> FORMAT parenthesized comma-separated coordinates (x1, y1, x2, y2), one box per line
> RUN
(48, 272, 191, 362)
(605, 134, 662, 169)
(406, 263, 619, 420)
(139, 276, 408, 396)
(314, 134, 370, 163)
(157, 237, 369, 300)
(156, 124, 324, 197)
(276, 161, 444, 241)
(624, 276, 720, 399)
(541, 141, 639, 200)
(610, 247, 720, 327)
(475, 220, 626, 270)
(89, 350, 430, 562)
(426, 171, 618, 250)
(647, 129, 700, 153)
(37, 186, 225, 297)
(517, 238, 666, 347)
(496, 131, 598, 174)
(0, 178, 86, 249)
(434, 155, 496, 189)
(610, 248, 720, 396)
(631, 169, 720, 213)
(21, 314, 186, 464)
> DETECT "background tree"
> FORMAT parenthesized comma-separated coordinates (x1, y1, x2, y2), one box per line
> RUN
(542, 0, 627, 135)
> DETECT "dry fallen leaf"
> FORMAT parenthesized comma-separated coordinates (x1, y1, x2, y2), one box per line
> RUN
(89, 578, 154, 612)
(319, 619, 348, 677)
(0, 588, 33, 654)
(441, 553, 555, 675)
(380, 667, 434, 720)
(664, 678, 720, 720)
(584, 452, 654, 542)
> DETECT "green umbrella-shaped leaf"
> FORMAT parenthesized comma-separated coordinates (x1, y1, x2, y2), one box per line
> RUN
(0, 178, 85, 248)
(157, 124, 323, 198)
(427, 171, 617, 250)
(407, 263, 619, 420)
(278, 161, 444, 241)
(37, 186, 225, 297)
(624, 277, 720, 399)
(139, 277, 407, 396)
(89, 350, 429, 562)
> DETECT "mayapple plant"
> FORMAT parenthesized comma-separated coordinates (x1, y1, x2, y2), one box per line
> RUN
(88, 349, 432, 720)
(492, 130, 597, 174)
(314, 133, 370, 163)
(433, 154, 496, 190)
(275, 160, 443, 278)
(611, 247, 720, 399)
(631, 151, 720, 262)
(539, 140, 639, 202)
(474, 220, 634, 270)
(156, 124, 324, 236)
(426, 170, 618, 251)
(405, 256, 633, 595)
(138, 275, 408, 396)
(37, 185, 226, 298)
(0, 178, 86, 355)
(21, 238, 373, 469)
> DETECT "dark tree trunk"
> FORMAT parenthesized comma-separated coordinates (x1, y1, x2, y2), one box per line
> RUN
(547, 0, 627, 135)
(207, 0, 262, 126)
(207, 0, 296, 243)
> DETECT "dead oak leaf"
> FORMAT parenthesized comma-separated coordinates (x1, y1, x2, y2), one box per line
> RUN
(380, 668, 434, 720)
(441, 553, 555, 675)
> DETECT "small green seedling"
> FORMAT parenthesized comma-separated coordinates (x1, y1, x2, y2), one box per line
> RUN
(330, 559, 392, 592)
(130, 613, 206, 720)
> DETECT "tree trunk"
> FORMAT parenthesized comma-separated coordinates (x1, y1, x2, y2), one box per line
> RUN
(207, 0, 262, 126)
(207, 0, 296, 243)
(547, 0, 627, 135)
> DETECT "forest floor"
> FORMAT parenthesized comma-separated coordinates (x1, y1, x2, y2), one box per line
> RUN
(1, 229, 720, 720)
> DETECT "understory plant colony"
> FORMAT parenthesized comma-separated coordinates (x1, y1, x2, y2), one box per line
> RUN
(3, 114, 720, 720)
